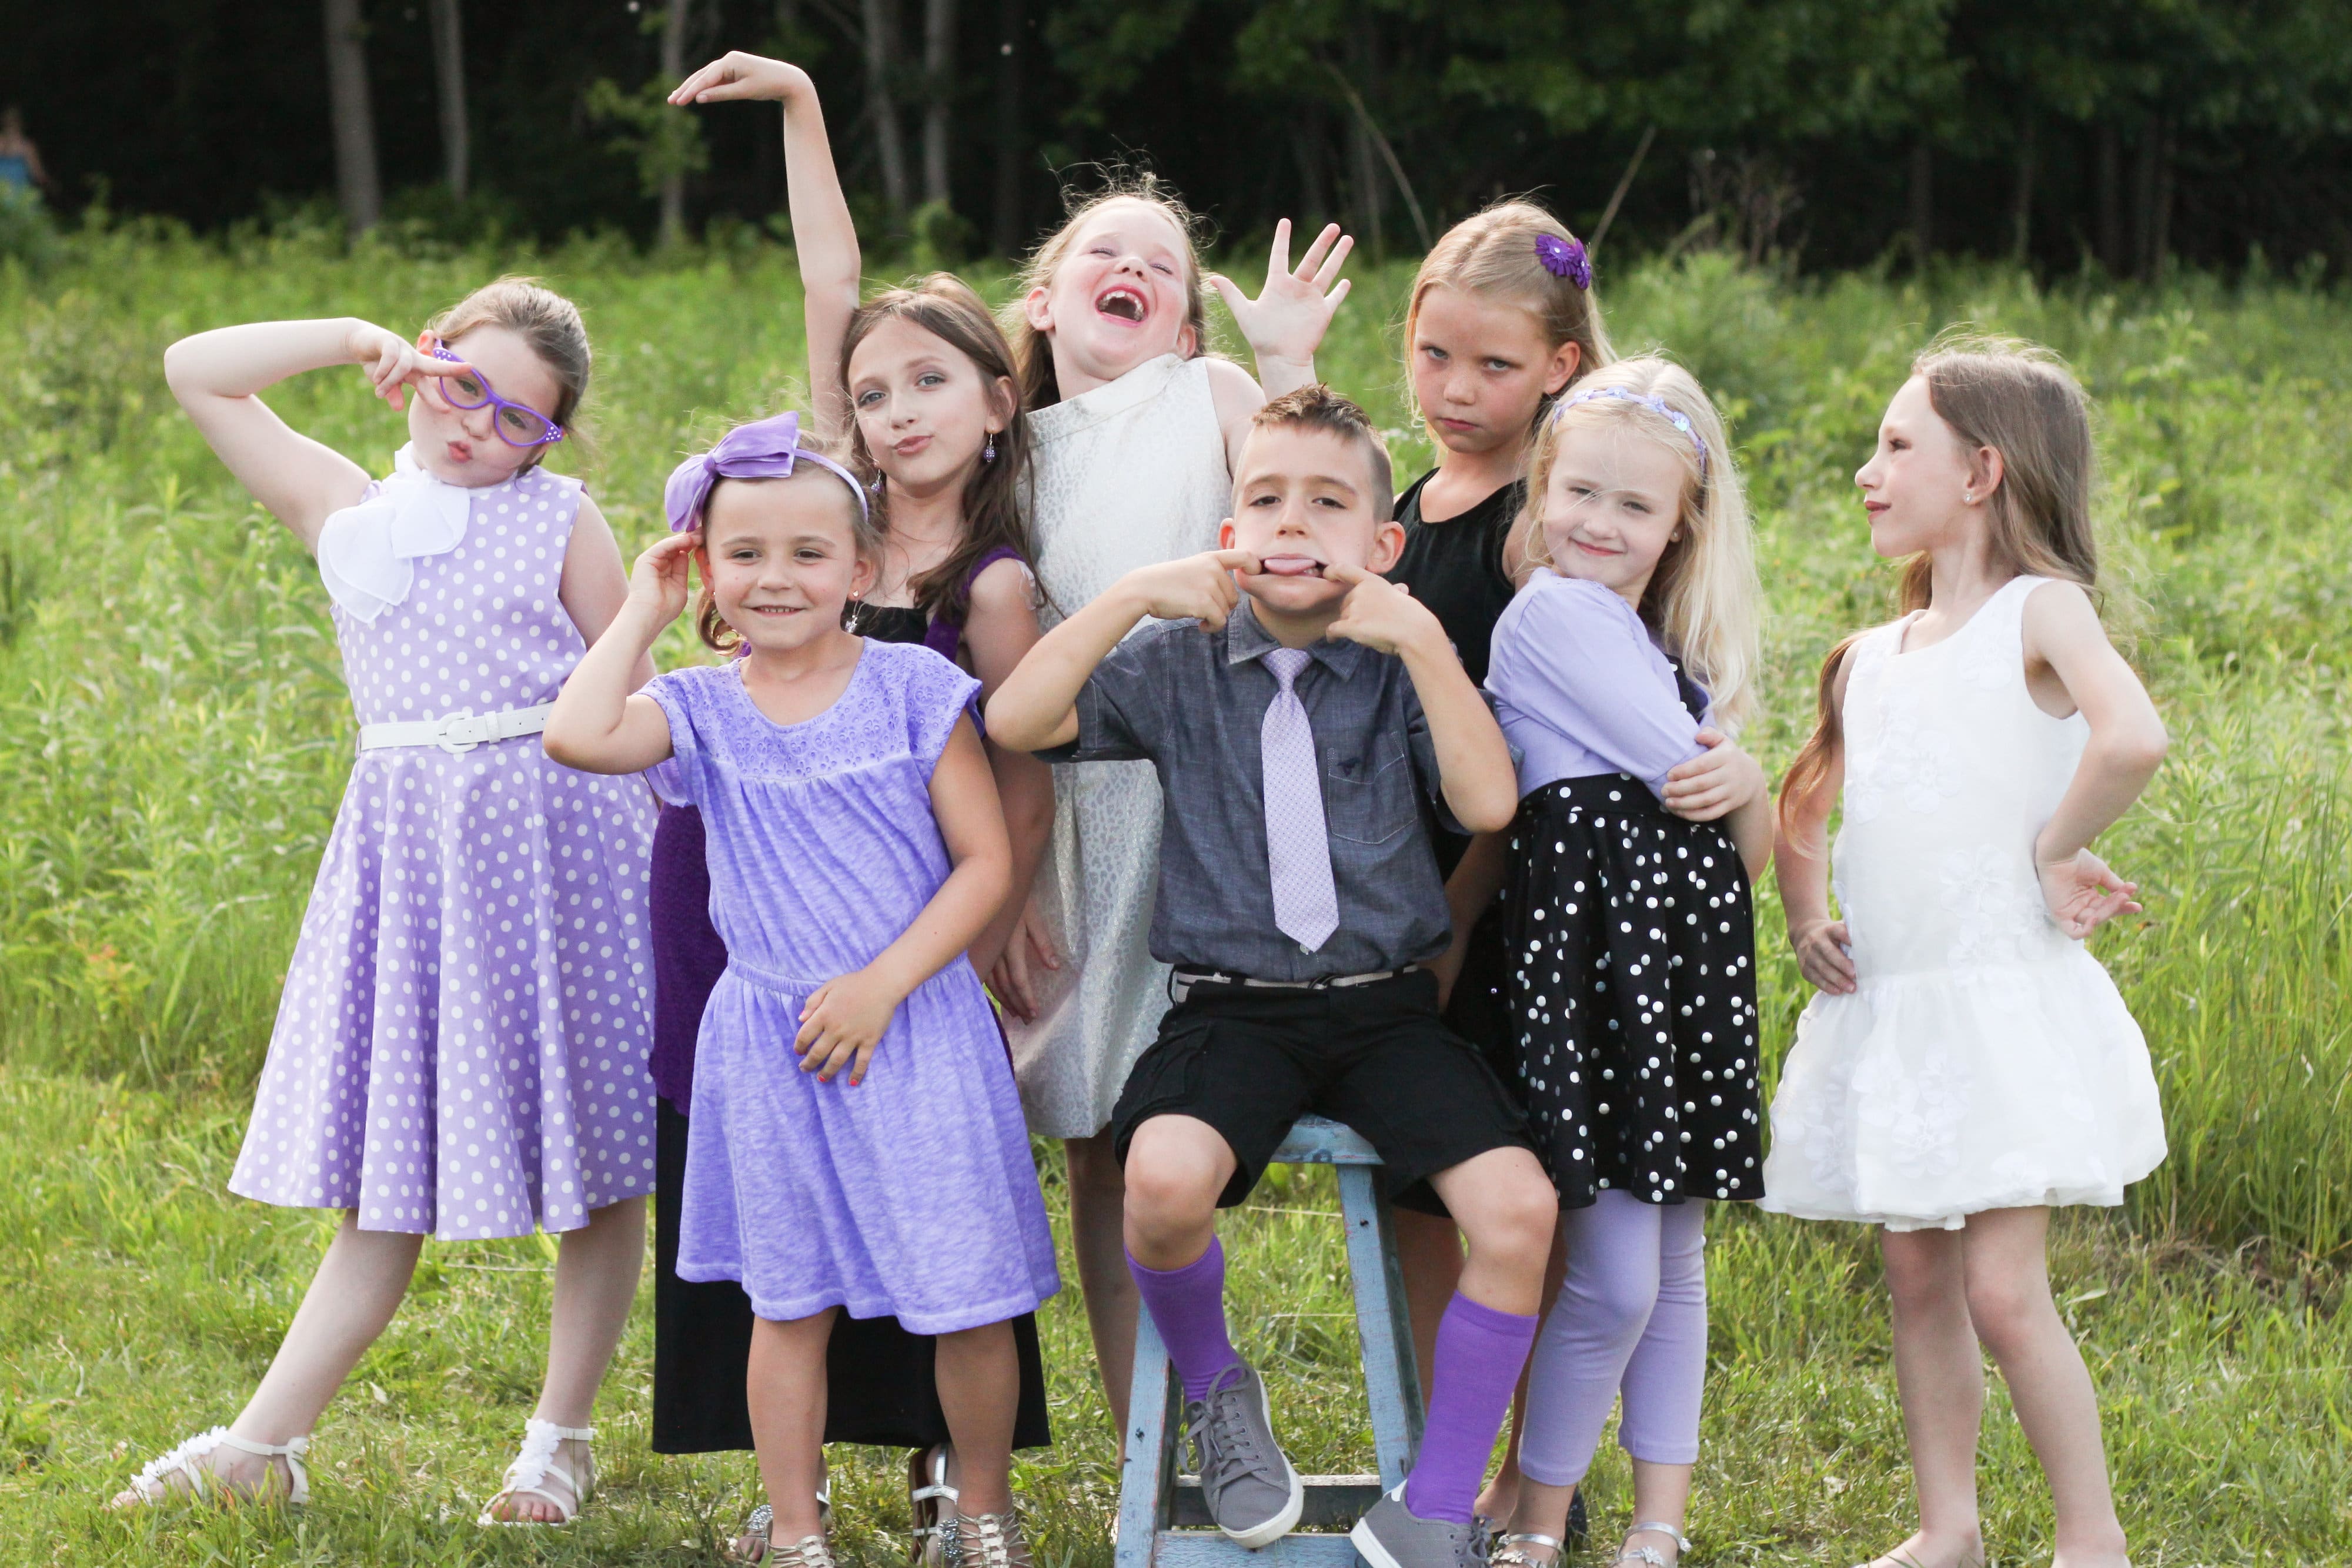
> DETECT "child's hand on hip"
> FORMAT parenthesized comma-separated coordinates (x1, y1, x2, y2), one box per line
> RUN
(1323, 563, 1441, 657)
(1791, 916, 1856, 995)
(1206, 219, 1354, 372)
(1662, 730, 1766, 821)
(626, 532, 698, 626)
(796, 967, 907, 1085)
(2035, 847, 2141, 938)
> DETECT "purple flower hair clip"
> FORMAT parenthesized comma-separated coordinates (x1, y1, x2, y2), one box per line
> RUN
(1535, 233, 1592, 290)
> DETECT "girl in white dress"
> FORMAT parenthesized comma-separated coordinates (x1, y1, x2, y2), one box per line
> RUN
(994, 182, 1353, 1423)
(1764, 337, 2167, 1568)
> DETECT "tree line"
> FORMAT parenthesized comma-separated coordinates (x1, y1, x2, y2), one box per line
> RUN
(6, 0, 2351, 276)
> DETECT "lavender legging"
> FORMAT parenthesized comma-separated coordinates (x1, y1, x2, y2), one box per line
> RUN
(1518, 1191, 1708, 1485)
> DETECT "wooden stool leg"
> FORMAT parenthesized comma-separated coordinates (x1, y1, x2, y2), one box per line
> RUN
(1338, 1165, 1426, 1491)
(1117, 1304, 1182, 1568)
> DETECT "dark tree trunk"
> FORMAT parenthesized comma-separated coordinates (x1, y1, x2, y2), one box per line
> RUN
(1292, 105, 1331, 223)
(990, 0, 1025, 256)
(1909, 140, 1933, 261)
(659, 0, 693, 245)
(426, 0, 468, 200)
(862, 0, 910, 224)
(2009, 113, 2036, 264)
(921, 0, 955, 209)
(1344, 15, 1383, 259)
(2132, 113, 2171, 279)
(2096, 121, 2123, 273)
(322, 0, 380, 233)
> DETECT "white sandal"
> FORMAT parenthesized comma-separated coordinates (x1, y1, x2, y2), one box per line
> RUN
(113, 1427, 310, 1507)
(1616, 1520, 1691, 1567)
(477, 1417, 594, 1526)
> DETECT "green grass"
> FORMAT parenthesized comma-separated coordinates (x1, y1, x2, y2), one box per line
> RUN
(2, 225, 2350, 1563)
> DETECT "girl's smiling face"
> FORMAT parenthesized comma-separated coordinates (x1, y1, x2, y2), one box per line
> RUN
(1539, 422, 1690, 608)
(698, 473, 876, 654)
(1409, 285, 1581, 459)
(847, 315, 1012, 496)
(1856, 374, 1981, 560)
(407, 323, 566, 487)
(1024, 199, 1197, 386)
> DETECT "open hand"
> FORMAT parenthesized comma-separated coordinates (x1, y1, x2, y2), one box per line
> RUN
(669, 52, 811, 106)
(1207, 219, 1354, 373)
(1323, 562, 1439, 656)
(1127, 549, 1255, 631)
(626, 531, 699, 625)
(1662, 729, 1767, 822)
(987, 893, 1063, 1023)
(795, 966, 906, 1085)
(346, 323, 472, 413)
(1792, 916, 1856, 994)
(2036, 847, 2141, 938)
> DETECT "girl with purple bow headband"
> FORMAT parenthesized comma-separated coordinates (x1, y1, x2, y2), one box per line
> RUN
(546, 412, 1063, 1568)
(663, 54, 1060, 1562)
(116, 279, 662, 1530)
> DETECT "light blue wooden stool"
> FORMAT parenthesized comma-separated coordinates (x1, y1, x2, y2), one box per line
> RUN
(1114, 1115, 1427, 1568)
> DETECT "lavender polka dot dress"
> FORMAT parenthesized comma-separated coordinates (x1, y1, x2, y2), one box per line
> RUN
(228, 462, 657, 1240)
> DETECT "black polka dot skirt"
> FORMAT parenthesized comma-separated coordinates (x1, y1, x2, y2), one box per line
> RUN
(1499, 774, 1763, 1208)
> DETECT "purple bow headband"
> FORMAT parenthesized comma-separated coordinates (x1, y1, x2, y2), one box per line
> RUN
(664, 411, 870, 534)
(1555, 385, 1710, 477)
(1535, 232, 1592, 290)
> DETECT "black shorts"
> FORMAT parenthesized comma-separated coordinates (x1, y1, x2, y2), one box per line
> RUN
(1108, 968, 1529, 1213)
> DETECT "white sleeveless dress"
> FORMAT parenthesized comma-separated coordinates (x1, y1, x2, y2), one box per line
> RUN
(1761, 577, 2166, 1230)
(1012, 353, 1230, 1137)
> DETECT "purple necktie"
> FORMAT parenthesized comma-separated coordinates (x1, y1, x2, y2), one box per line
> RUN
(1261, 647, 1339, 953)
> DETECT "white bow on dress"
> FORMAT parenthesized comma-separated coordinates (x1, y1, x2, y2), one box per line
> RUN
(316, 444, 478, 622)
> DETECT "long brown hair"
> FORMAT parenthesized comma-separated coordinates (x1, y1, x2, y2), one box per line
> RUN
(1001, 171, 1213, 410)
(425, 275, 593, 470)
(1403, 200, 1615, 433)
(841, 273, 1040, 627)
(1778, 333, 2099, 835)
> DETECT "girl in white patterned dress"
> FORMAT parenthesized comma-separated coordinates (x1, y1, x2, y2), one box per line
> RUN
(993, 182, 1355, 1423)
(1764, 338, 2167, 1568)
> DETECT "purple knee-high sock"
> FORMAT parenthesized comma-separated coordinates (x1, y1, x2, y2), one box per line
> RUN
(1402, 1293, 1541, 1524)
(1128, 1238, 1243, 1402)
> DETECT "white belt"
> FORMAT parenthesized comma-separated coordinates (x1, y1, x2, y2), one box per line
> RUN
(357, 703, 555, 755)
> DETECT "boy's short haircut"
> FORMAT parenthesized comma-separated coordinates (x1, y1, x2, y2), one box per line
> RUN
(1250, 385, 1395, 521)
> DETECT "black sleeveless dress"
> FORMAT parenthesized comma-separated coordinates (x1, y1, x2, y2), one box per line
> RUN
(650, 592, 1052, 1455)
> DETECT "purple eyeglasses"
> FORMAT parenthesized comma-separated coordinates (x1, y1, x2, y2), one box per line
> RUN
(426, 342, 567, 447)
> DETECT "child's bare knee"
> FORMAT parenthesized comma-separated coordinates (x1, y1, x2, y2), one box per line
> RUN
(1121, 1124, 1228, 1232)
(1451, 1153, 1556, 1265)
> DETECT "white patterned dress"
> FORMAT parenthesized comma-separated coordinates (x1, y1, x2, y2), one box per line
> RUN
(1012, 353, 1230, 1137)
(1760, 576, 2165, 1229)
(230, 459, 657, 1239)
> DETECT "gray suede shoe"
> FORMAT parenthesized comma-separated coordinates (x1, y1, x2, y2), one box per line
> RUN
(1184, 1361, 1304, 1548)
(1351, 1483, 1484, 1568)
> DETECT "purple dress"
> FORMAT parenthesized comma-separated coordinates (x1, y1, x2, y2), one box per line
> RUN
(229, 463, 657, 1239)
(644, 643, 1058, 1330)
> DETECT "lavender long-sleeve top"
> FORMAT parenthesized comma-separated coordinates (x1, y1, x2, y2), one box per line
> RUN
(1486, 570, 1710, 801)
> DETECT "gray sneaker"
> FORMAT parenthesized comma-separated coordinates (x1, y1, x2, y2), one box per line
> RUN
(1351, 1483, 1484, 1568)
(1185, 1361, 1304, 1548)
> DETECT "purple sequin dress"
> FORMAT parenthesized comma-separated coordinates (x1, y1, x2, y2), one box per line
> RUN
(229, 464, 657, 1239)
(644, 643, 1058, 1331)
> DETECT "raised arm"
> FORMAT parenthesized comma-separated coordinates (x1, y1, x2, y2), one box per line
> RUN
(162, 317, 470, 549)
(1324, 563, 1518, 834)
(2023, 579, 2168, 937)
(1776, 645, 1856, 995)
(671, 54, 861, 434)
(1204, 219, 1355, 467)
(985, 550, 1254, 753)
(543, 533, 695, 775)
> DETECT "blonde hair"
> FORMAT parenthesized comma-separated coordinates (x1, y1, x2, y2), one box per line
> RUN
(425, 276, 593, 468)
(1404, 200, 1615, 430)
(1778, 333, 2099, 834)
(1002, 172, 1212, 409)
(1511, 356, 1759, 727)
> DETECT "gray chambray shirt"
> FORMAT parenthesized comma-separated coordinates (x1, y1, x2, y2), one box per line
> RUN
(1039, 597, 1456, 982)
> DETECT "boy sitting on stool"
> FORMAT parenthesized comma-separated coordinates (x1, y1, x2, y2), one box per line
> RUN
(990, 386, 1557, 1568)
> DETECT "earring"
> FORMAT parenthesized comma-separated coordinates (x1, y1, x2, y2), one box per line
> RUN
(983, 436, 997, 463)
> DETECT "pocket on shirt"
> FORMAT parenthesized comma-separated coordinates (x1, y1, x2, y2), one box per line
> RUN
(1324, 743, 1415, 845)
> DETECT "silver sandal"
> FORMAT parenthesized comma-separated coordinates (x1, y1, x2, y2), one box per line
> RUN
(731, 1510, 837, 1568)
(731, 1486, 836, 1567)
(953, 1509, 1034, 1568)
(1492, 1532, 1565, 1568)
(909, 1443, 961, 1567)
(1615, 1520, 1692, 1568)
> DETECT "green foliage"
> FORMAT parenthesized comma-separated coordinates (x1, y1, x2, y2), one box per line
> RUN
(585, 77, 712, 207)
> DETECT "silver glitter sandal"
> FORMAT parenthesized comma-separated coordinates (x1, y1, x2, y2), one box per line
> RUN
(1615, 1520, 1691, 1567)
(910, 1443, 962, 1567)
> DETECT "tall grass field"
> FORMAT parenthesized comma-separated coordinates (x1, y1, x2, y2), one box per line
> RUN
(1, 222, 2347, 1565)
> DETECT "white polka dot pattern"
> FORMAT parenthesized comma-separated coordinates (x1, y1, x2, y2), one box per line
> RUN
(228, 464, 657, 1239)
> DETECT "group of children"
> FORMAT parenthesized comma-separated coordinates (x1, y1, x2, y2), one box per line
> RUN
(107, 46, 2169, 1568)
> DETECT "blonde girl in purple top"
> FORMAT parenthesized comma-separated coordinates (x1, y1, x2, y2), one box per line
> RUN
(113, 279, 657, 1526)
(1435, 359, 1770, 1568)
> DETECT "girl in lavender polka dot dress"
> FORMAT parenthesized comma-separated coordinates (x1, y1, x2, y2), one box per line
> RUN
(111, 279, 657, 1527)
